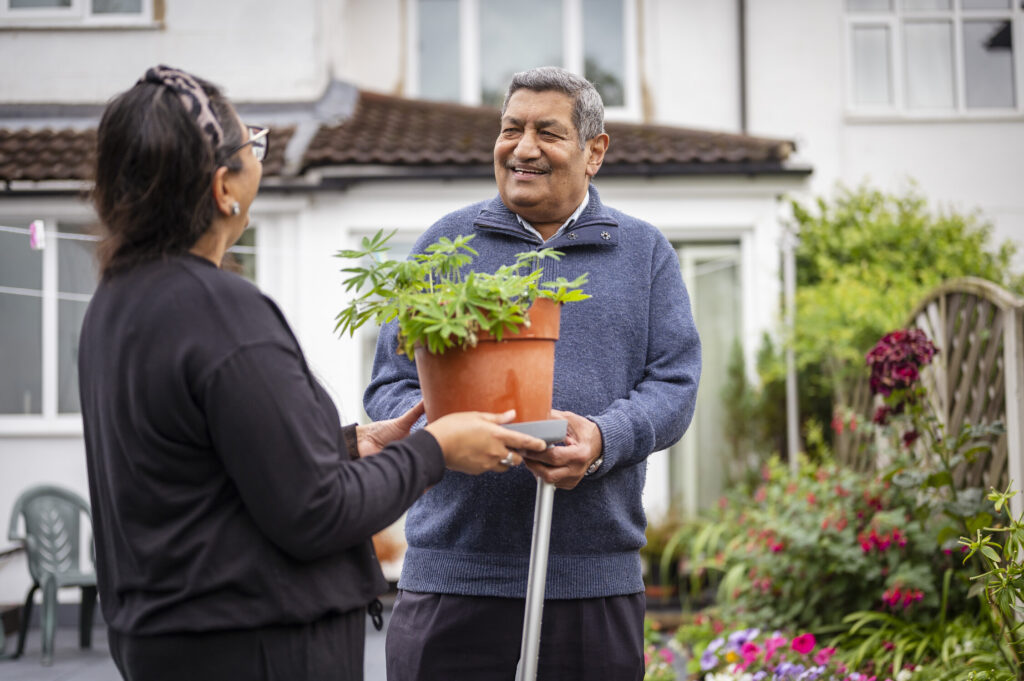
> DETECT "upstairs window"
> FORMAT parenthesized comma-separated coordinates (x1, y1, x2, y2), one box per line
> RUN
(0, 0, 153, 27)
(846, 0, 1023, 115)
(411, 0, 638, 117)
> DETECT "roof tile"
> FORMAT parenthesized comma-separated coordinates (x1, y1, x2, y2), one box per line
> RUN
(302, 91, 794, 172)
(0, 91, 795, 184)
(0, 126, 294, 183)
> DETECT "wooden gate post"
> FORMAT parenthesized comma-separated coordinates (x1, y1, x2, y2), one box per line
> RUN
(1005, 305, 1024, 520)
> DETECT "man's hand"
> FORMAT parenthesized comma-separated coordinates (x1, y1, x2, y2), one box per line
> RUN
(356, 401, 425, 457)
(522, 409, 603, 490)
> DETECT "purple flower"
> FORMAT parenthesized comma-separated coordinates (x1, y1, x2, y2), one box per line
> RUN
(700, 648, 719, 671)
(799, 666, 826, 680)
(775, 662, 807, 679)
(728, 627, 761, 647)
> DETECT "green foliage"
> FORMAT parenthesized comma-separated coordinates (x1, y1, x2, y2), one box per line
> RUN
(669, 456, 977, 633)
(643, 617, 683, 681)
(335, 230, 589, 357)
(792, 184, 1022, 380)
(958, 485, 1024, 680)
(734, 184, 1024, 460)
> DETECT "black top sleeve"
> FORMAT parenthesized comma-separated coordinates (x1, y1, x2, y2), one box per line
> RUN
(201, 341, 445, 562)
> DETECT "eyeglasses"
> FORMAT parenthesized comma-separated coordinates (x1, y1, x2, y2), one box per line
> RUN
(225, 125, 270, 163)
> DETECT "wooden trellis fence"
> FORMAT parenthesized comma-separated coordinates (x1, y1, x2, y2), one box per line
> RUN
(838, 277, 1024, 517)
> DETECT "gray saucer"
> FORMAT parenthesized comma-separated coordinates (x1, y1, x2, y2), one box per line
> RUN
(502, 419, 568, 445)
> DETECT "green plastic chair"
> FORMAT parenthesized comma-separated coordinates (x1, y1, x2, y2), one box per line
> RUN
(5, 485, 98, 666)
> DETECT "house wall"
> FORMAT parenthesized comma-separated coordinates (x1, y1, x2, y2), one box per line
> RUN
(327, 0, 1022, 260)
(0, 0, 329, 103)
(740, 2, 1023, 264)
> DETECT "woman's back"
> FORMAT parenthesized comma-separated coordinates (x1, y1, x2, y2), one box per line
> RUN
(78, 254, 404, 635)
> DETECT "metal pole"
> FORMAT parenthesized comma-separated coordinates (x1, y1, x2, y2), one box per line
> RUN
(515, 478, 556, 681)
(783, 228, 800, 474)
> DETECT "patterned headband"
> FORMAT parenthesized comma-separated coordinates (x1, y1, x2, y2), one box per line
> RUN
(139, 65, 226, 150)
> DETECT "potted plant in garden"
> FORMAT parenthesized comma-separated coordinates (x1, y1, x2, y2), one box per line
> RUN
(335, 230, 589, 424)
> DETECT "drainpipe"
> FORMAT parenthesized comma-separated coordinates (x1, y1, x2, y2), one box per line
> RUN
(784, 227, 800, 474)
(738, 0, 748, 133)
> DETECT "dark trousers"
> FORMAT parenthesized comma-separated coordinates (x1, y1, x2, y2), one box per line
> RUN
(108, 608, 366, 681)
(385, 591, 645, 681)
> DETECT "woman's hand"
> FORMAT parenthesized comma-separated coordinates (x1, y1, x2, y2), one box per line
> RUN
(425, 410, 548, 475)
(356, 401, 426, 457)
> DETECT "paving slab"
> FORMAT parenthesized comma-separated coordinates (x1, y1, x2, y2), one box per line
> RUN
(0, 610, 390, 681)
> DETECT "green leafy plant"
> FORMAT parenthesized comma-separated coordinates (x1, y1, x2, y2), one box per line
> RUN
(718, 184, 1024, 465)
(702, 457, 966, 632)
(335, 230, 590, 357)
(865, 328, 1004, 544)
(644, 617, 684, 681)
(958, 485, 1024, 680)
(820, 328, 1008, 678)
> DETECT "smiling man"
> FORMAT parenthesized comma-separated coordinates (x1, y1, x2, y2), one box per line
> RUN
(365, 66, 702, 681)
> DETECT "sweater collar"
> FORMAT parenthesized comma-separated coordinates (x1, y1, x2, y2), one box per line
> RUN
(473, 184, 619, 250)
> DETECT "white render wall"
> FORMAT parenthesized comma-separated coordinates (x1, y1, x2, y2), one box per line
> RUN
(0, 0, 329, 104)
(325, 0, 1023, 261)
(740, 1, 1024, 265)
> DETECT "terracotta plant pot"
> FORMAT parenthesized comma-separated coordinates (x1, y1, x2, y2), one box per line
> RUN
(414, 297, 560, 423)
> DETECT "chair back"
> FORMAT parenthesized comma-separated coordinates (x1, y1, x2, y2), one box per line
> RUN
(7, 485, 94, 585)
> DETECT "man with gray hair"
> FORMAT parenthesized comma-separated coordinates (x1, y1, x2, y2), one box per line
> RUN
(366, 66, 701, 680)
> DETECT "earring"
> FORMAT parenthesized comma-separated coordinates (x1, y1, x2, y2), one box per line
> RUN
(230, 202, 240, 216)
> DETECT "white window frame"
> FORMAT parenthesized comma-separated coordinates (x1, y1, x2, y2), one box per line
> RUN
(845, 0, 1024, 119)
(407, 0, 641, 121)
(0, 217, 96, 435)
(0, 0, 155, 29)
(0, 212, 259, 436)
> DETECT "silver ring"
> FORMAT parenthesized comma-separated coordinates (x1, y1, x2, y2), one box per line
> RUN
(499, 453, 516, 467)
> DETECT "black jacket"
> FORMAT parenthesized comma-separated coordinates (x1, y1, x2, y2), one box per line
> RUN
(79, 253, 443, 635)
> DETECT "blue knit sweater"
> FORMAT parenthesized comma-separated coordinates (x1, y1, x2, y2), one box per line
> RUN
(364, 184, 701, 599)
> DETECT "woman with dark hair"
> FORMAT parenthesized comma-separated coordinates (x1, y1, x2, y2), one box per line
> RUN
(78, 66, 544, 681)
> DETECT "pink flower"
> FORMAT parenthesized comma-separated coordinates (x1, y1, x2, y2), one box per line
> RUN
(764, 636, 788, 661)
(659, 648, 674, 664)
(814, 647, 836, 665)
(791, 633, 816, 655)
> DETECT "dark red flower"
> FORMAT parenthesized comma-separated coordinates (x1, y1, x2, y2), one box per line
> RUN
(866, 328, 937, 397)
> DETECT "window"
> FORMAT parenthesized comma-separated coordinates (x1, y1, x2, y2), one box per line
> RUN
(410, 0, 638, 116)
(0, 219, 257, 427)
(0, 0, 152, 27)
(666, 244, 742, 514)
(0, 221, 97, 419)
(846, 0, 1023, 115)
